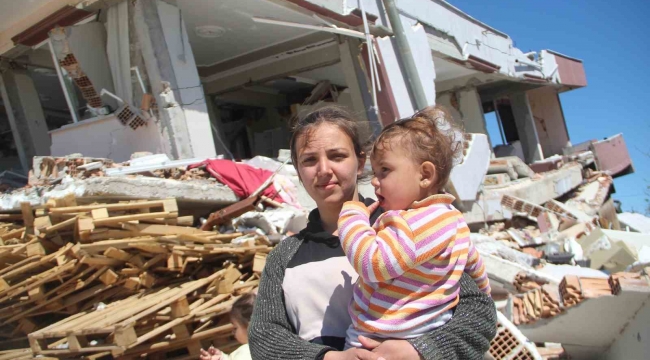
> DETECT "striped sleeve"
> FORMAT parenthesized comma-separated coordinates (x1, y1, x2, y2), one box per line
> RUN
(337, 201, 418, 283)
(465, 241, 491, 295)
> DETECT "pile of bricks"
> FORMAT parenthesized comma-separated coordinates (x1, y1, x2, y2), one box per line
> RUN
(560, 275, 611, 308)
(609, 271, 650, 295)
(0, 195, 270, 358)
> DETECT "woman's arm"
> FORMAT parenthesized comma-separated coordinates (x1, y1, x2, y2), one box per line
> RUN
(407, 272, 497, 360)
(248, 241, 332, 360)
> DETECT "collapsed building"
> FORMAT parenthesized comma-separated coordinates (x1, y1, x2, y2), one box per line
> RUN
(0, 1, 647, 360)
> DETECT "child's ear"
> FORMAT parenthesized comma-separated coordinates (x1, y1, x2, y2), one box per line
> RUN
(419, 161, 437, 188)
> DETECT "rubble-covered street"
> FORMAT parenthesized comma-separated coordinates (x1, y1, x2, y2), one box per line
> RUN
(1, 0, 648, 359)
(1, 144, 648, 359)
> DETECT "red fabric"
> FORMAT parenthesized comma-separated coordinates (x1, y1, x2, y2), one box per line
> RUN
(188, 159, 283, 202)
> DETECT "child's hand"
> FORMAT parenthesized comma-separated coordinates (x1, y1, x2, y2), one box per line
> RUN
(199, 346, 223, 360)
(366, 201, 380, 214)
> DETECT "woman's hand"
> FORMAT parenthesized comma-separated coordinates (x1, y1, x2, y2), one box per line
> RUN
(199, 346, 223, 360)
(359, 336, 423, 360)
(323, 347, 386, 360)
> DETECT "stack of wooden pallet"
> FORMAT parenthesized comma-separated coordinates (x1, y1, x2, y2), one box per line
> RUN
(0, 195, 270, 359)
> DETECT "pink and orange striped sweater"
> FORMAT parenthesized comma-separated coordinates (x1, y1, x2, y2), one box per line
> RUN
(337, 194, 490, 338)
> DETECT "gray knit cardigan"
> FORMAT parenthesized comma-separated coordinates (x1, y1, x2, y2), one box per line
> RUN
(249, 235, 497, 360)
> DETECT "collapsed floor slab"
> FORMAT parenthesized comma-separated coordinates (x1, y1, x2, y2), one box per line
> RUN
(463, 163, 583, 225)
(518, 288, 650, 360)
(0, 176, 239, 211)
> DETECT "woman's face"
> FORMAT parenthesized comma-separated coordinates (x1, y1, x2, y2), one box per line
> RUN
(295, 123, 364, 208)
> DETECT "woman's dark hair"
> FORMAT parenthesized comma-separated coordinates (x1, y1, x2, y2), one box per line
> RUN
(289, 105, 370, 168)
(230, 292, 256, 327)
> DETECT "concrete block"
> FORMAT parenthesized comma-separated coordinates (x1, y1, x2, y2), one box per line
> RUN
(483, 174, 511, 186)
(448, 133, 490, 201)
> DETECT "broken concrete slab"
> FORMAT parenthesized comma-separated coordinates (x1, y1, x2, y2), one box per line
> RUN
(564, 174, 613, 216)
(482, 253, 559, 294)
(519, 287, 650, 360)
(489, 156, 536, 179)
(464, 163, 583, 224)
(0, 176, 238, 211)
(472, 234, 540, 267)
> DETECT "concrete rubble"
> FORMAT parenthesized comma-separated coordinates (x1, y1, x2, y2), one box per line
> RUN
(0, 137, 648, 360)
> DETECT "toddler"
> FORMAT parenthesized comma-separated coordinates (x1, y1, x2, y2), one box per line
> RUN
(337, 105, 490, 348)
(200, 293, 255, 360)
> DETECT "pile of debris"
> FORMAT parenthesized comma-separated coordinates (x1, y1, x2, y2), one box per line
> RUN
(476, 155, 650, 359)
(0, 195, 274, 359)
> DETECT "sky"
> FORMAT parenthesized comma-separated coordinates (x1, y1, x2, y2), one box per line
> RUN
(450, 0, 650, 214)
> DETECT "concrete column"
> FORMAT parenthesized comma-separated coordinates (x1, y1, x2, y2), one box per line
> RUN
(339, 38, 382, 137)
(0, 69, 51, 172)
(205, 94, 229, 157)
(438, 89, 488, 136)
(509, 92, 543, 163)
(133, 0, 216, 159)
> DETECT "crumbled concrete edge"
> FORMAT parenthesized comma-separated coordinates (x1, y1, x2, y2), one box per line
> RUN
(0, 176, 239, 211)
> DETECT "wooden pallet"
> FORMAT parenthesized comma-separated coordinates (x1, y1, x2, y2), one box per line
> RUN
(28, 266, 248, 357)
(0, 195, 270, 358)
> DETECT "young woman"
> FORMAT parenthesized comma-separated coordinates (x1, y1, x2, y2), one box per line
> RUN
(249, 106, 496, 360)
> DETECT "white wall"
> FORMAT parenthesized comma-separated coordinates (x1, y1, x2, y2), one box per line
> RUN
(50, 115, 167, 162)
(527, 86, 569, 157)
(12, 71, 51, 156)
(437, 88, 487, 135)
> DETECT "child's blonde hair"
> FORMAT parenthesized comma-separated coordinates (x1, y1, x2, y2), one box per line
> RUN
(372, 105, 463, 189)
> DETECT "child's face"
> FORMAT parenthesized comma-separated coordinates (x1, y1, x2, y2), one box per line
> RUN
(231, 318, 248, 344)
(370, 140, 427, 211)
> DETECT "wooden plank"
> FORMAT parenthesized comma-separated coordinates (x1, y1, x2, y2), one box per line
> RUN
(42, 215, 79, 234)
(128, 243, 169, 254)
(142, 253, 166, 270)
(123, 223, 204, 236)
(170, 297, 190, 318)
(91, 208, 109, 220)
(0, 214, 23, 221)
(48, 200, 169, 214)
(33, 216, 52, 233)
(114, 326, 138, 347)
(26, 242, 47, 257)
(253, 253, 267, 274)
(80, 255, 125, 266)
(80, 238, 160, 253)
(121, 323, 232, 356)
(94, 212, 176, 226)
(1, 228, 24, 241)
(162, 199, 178, 214)
(99, 269, 119, 286)
(104, 247, 132, 261)
(20, 203, 34, 227)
